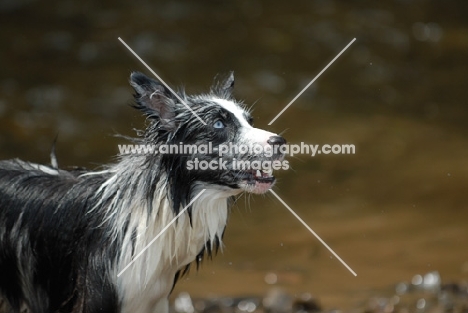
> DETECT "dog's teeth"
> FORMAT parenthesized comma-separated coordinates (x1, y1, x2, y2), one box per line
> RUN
(256, 170, 261, 177)
(264, 169, 273, 175)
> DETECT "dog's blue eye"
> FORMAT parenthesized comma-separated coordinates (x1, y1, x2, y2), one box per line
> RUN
(213, 120, 225, 129)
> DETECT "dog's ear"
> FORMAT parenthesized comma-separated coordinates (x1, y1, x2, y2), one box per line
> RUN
(212, 71, 234, 97)
(221, 71, 235, 94)
(130, 72, 177, 129)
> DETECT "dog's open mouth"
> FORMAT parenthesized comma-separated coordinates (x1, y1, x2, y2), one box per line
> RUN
(247, 169, 275, 184)
(236, 169, 276, 194)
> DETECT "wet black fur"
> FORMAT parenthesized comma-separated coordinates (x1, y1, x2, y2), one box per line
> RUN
(0, 161, 120, 312)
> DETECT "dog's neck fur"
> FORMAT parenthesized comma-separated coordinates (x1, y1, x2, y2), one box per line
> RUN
(90, 155, 240, 312)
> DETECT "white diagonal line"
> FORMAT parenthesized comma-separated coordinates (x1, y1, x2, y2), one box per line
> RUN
(268, 38, 356, 125)
(118, 37, 207, 125)
(269, 189, 357, 276)
(117, 189, 207, 277)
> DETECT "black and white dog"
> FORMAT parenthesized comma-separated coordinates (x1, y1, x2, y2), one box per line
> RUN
(0, 72, 286, 313)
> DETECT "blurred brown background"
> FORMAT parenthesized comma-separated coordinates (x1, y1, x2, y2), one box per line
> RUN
(1, 0, 468, 309)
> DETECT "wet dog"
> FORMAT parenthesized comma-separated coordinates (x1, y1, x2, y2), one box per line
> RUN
(0, 72, 286, 313)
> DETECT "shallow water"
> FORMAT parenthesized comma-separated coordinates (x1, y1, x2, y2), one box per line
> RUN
(1, 0, 468, 310)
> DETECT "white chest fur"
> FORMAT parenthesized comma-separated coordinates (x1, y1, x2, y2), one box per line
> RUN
(116, 187, 237, 313)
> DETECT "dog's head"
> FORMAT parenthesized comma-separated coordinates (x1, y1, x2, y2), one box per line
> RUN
(130, 72, 286, 200)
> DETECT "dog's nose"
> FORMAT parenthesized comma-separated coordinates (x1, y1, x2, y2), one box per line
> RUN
(267, 135, 286, 147)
